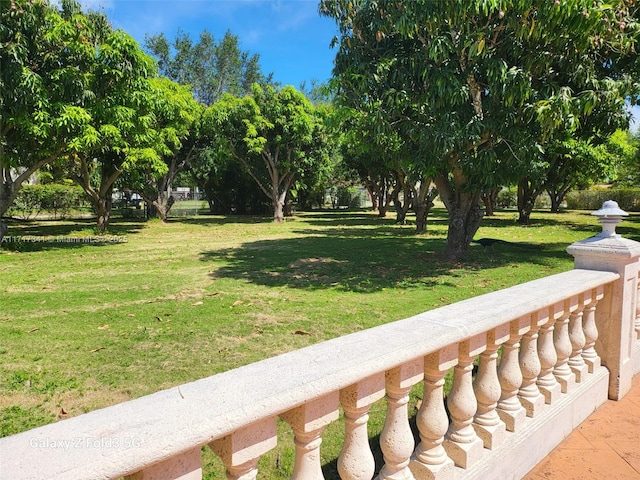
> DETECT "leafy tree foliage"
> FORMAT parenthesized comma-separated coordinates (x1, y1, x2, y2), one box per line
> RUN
(0, 0, 101, 237)
(121, 77, 203, 221)
(63, 19, 161, 231)
(145, 29, 270, 106)
(144, 28, 274, 213)
(610, 129, 640, 186)
(321, 0, 639, 260)
(203, 84, 328, 222)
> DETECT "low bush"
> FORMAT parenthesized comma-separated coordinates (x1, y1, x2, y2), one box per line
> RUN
(7, 184, 87, 219)
(565, 188, 640, 211)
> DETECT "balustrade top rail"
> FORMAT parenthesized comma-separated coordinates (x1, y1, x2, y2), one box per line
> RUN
(1, 268, 619, 479)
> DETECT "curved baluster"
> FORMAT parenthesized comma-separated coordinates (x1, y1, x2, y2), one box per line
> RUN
(553, 300, 576, 393)
(281, 393, 340, 480)
(209, 418, 277, 480)
(518, 315, 545, 417)
(568, 298, 588, 382)
(411, 347, 457, 480)
(377, 359, 423, 480)
(583, 287, 604, 372)
(473, 327, 507, 449)
(497, 318, 527, 432)
(339, 374, 386, 480)
(537, 306, 561, 404)
(444, 337, 484, 469)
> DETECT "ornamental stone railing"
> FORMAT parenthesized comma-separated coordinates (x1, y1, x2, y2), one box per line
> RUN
(2, 201, 640, 480)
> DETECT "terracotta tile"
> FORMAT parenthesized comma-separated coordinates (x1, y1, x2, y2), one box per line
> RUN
(524, 375, 640, 480)
(525, 450, 640, 479)
(555, 430, 595, 450)
(607, 441, 640, 474)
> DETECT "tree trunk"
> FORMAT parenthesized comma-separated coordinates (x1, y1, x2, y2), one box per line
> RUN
(0, 180, 13, 243)
(273, 197, 284, 222)
(394, 172, 412, 224)
(547, 187, 570, 213)
(481, 188, 499, 216)
(549, 192, 561, 213)
(414, 202, 429, 234)
(95, 196, 112, 232)
(366, 185, 377, 211)
(517, 178, 542, 225)
(283, 189, 293, 217)
(0, 219, 7, 244)
(150, 195, 175, 222)
(435, 173, 484, 261)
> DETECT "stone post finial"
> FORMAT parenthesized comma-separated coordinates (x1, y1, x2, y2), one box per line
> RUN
(591, 200, 628, 238)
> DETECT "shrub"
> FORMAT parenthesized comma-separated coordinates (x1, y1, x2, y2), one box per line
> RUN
(497, 188, 517, 208)
(7, 184, 87, 219)
(565, 188, 640, 211)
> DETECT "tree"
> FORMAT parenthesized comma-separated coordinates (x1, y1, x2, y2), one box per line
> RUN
(203, 84, 327, 222)
(123, 77, 203, 221)
(143, 28, 273, 214)
(64, 22, 163, 231)
(609, 129, 640, 186)
(0, 0, 99, 239)
(145, 29, 270, 106)
(321, 0, 639, 260)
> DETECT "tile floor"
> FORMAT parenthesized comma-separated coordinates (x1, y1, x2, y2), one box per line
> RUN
(524, 373, 640, 479)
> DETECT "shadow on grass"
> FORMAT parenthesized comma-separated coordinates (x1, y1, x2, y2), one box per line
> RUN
(171, 214, 275, 226)
(200, 221, 574, 293)
(1, 217, 145, 252)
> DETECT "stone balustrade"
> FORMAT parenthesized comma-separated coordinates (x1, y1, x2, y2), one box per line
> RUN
(3, 201, 640, 480)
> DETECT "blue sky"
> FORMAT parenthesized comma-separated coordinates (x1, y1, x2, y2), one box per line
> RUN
(79, 0, 339, 88)
(75, 0, 638, 130)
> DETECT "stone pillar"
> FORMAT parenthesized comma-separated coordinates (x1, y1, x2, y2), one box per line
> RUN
(377, 359, 424, 480)
(338, 374, 386, 480)
(126, 447, 202, 480)
(497, 317, 527, 431)
(209, 418, 277, 480)
(567, 200, 640, 400)
(537, 305, 562, 404)
(411, 346, 457, 480)
(443, 336, 485, 469)
(473, 325, 508, 449)
(281, 393, 340, 480)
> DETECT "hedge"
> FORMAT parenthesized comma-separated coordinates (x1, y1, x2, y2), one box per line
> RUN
(565, 188, 640, 211)
(7, 184, 87, 219)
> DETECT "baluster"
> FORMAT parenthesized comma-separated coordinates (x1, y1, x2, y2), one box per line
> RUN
(518, 314, 545, 417)
(281, 392, 340, 480)
(568, 295, 589, 382)
(537, 305, 562, 404)
(410, 346, 457, 480)
(583, 286, 604, 372)
(443, 336, 485, 469)
(497, 317, 527, 432)
(338, 374, 386, 480)
(209, 418, 277, 480)
(377, 359, 423, 480)
(553, 297, 578, 393)
(473, 326, 507, 449)
(125, 447, 202, 480)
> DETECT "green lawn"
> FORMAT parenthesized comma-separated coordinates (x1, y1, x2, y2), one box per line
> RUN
(1, 207, 637, 477)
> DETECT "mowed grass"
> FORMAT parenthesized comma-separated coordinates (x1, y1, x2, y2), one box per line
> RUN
(2, 206, 638, 478)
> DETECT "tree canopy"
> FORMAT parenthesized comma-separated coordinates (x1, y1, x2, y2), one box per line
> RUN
(203, 84, 329, 222)
(0, 0, 101, 233)
(145, 29, 271, 106)
(321, 0, 640, 259)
